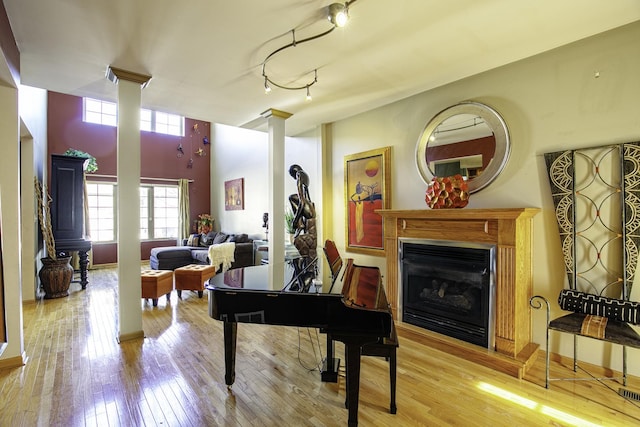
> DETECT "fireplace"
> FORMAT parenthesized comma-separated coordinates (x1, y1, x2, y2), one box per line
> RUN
(377, 208, 540, 378)
(401, 239, 496, 348)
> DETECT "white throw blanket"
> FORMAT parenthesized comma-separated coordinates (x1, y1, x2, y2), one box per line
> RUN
(208, 242, 235, 272)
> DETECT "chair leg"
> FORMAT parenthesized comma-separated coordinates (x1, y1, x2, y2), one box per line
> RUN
(545, 323, 550, 389)
(573, 335, 578, 372)
(623, 345, 628, 386)
(530, 296, 551, 389)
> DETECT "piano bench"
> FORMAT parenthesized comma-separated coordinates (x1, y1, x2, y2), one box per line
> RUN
(174, 264, 216, 298)
(141, 269, 173, 306)
(361, 322, 399, 414)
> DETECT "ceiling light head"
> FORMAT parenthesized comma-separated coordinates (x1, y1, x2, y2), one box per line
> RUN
(328, 3, 349, 27)
(306, 85, 312, 101)
(264, 76, 271, 94)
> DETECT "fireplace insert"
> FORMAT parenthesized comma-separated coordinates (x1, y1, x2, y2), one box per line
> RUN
(400, 239, 496, 348)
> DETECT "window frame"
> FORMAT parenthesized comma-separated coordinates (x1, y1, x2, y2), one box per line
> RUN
(86, 181, 180, 243)
(83, 97, 185, 136)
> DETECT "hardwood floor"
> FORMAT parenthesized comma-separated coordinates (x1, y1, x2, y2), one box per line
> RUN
(1, 267, 640, 426)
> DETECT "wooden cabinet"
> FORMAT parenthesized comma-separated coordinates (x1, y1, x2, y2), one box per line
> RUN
(51, 154, 86, 241)
(50, 154, 92, 288)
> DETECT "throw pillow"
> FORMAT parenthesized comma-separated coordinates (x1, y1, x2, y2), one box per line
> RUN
(200, 231, 216, 247)
(213, 232, 228, 244)
(558, 289, 640, 324)
(229, 233, 249, 243)
(186, 233, 199, 247)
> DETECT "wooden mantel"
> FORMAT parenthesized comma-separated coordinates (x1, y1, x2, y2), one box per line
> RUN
(377, 208, 540, 378)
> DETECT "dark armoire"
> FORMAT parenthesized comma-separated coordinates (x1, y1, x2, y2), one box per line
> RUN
(50, 154, 92, 288)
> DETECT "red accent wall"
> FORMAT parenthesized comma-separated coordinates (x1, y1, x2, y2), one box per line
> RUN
(47, 91, 211, 264)
(426, 135, 496, 170)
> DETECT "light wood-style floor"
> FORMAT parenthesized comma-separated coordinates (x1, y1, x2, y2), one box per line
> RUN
(2, 267, 640, 426)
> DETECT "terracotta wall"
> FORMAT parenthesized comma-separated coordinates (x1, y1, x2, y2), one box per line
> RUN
(426, 135, 496, 170)
(47, 91, 211, 264)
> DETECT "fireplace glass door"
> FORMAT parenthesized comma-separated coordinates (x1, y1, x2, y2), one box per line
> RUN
(401, 240, 495, 348)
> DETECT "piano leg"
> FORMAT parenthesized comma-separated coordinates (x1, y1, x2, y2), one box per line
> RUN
(223, 321, 237, 387)
(343, 342, 362, 427)
(321, 333, 340, 382)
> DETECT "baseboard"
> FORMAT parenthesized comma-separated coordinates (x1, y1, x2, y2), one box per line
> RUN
(117, 330, 145, 343)
(0, 351, 28, 369)
(91, 261, 151, 270)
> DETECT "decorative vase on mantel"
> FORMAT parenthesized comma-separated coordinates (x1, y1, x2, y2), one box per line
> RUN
(39, 256, 74, 299)
(425, 174, 470, 209)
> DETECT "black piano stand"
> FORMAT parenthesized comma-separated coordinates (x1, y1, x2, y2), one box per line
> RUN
(321, 333, 340, 382)
(324, 332, 398, 416)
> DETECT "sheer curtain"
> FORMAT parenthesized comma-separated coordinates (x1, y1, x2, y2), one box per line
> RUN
(178, 179, 190, 245)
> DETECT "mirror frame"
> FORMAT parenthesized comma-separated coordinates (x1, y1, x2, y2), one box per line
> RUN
(415, 101, 510, 193)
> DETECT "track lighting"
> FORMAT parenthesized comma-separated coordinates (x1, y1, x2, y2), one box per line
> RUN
(260, 1, 357, 100)
(264, 76, 271, 94)
(328, 3, 349, 27)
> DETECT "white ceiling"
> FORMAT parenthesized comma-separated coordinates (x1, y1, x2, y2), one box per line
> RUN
(4, 0, 640, 136)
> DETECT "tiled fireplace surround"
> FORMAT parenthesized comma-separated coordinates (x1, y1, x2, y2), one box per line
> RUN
(378, 208, 540, 378)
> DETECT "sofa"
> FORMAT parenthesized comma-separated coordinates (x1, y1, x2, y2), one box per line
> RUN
(149, 231, 254, 271)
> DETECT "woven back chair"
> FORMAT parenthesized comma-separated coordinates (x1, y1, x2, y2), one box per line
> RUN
(531, 143, 640, 390)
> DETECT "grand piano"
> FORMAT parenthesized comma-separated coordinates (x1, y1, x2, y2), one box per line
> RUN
(207, 263, 392, 427)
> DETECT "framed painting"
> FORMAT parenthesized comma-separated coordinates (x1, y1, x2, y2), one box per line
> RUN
(224, 178, 244, 211)
(344, 146, 391, 255)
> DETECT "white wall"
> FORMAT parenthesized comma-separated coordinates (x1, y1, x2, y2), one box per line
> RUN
(18, 85, 48, 302)
(328, 21, 640, 374)
(0, 83, 24, 362)
(210, 123, 320, 241)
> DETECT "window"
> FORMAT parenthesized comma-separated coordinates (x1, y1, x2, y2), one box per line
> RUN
(86, 182, 180, 242)
(83, 98, 117, 127)
(148, 185, 180, 238)
(155, 111, 184, 136)
(86, 183, 116, 242)
(83, 97, 184, 136)
(140, 108, 152, 132)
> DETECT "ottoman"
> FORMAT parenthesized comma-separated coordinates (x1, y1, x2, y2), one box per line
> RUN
(141, 269, 173, 306)
(174, 264, 216, 298)
(149, 246, 193, 270)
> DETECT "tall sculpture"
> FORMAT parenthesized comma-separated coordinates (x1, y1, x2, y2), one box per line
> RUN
(288, 164, 317, 291)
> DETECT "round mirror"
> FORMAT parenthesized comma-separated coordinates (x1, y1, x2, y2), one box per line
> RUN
(415, 101, 510, 193)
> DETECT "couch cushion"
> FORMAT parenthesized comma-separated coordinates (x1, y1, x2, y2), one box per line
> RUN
(150, 246, 192, 259)
(191, 249, 209, 264)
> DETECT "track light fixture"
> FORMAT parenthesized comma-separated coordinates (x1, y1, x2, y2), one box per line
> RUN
(328, 3, 349, 27)
(261, 1, 357, 100)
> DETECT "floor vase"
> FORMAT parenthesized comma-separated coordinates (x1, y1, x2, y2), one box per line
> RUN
(39, 256, 73, 299)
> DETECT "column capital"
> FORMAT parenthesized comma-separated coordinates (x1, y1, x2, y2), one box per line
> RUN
(260, 109, 293, 120)
(106, 66, 152, 88)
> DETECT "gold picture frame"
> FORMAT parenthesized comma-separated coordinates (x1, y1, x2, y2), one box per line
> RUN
(224, 178, 244, 211)
(344, 146, 391, 256)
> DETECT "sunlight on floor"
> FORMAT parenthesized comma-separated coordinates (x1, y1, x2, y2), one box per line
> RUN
(477, 382, 602, 427)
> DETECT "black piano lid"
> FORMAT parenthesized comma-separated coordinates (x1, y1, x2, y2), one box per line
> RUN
(206, 263, 343, 294)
